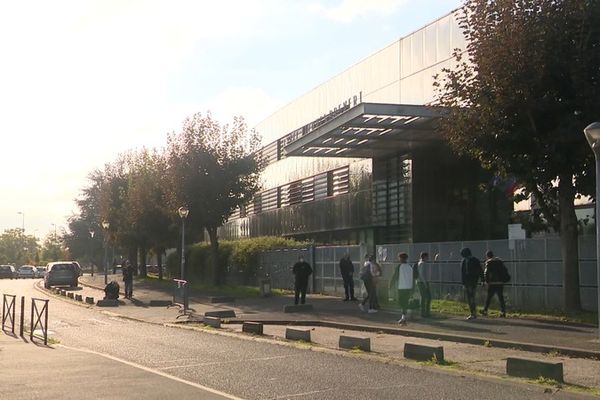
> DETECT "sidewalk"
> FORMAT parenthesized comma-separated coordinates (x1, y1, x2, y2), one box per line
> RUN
(69, 274, 600, 393)
(78, 274, 600, 355)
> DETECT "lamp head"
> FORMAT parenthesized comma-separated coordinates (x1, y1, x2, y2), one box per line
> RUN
(178, 206, 189, 219)
(102, 220, 110, 230)
(584, 122, 600, 150)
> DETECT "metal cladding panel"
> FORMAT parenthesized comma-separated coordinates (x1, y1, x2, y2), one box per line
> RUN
(256, 41, 401, 145)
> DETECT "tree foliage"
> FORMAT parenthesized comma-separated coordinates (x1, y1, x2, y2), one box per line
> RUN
(435, 0, 600, 310)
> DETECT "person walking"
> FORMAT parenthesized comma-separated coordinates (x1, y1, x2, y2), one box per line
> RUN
(481, 250, 509, 317)
(122, 261, 134, 299)
(416, 252, 432, 317)
(292, 255, 312, 305)
(339, 253, 357, 301)
(460, 248, 483, 320)
(390, 252, 414, 325)
(359, 255, 377, 313)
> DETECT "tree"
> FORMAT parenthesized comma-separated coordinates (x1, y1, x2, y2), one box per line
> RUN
(435, 0, 600, 311)
(166, 113, 262, 284)
(0, 229, 39, 265)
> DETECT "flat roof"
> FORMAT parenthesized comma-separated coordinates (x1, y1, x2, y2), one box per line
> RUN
(282, 103, 447, 158)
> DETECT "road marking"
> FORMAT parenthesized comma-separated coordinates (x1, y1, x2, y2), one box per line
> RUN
(159, 354, 293, 371)
(59, 344, 245, 400)
(270, 388, 336, 399)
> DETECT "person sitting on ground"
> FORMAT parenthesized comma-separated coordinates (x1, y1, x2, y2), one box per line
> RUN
(104, 280, 120, 300)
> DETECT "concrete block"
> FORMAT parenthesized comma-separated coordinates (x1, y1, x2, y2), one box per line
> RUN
(204, 310, 236, 318)
(203, 316, 222, 328)
(283, 304, 314, 313)
(506, 357, 564, 382)
(404, 343, 444, 362)
(75, 294, 83, 302)
(149, 300, 172, 307)
(285, 328, 311, 342)
(209, 296, 235, 303)
(60, 290, 67, 296)
(339, 335, 370, 352)
(85, 297, 94, 304)
(67, 292, 74, 299)
(96, 299, 119, 307)
(242, 322, 263, 335)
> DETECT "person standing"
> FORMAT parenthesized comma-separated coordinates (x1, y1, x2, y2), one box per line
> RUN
(390, 252, 413, 324)
(359, 255, 377, 313)
(122, 261, 134, 299)
(481, 250, 509, 317)
(416, 252, 432, 317)
(339, 253, 357, 301)
(460, 248, 483, 320)
(292, 255, 312, 305)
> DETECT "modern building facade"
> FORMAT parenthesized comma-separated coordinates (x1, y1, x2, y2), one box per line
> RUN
(220, 10, 512, 247)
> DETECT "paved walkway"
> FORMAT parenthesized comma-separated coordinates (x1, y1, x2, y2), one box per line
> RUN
(42, 274, 600, 393)
(78, 274, 600, 354)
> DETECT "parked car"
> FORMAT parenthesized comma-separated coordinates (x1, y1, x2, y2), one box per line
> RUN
(17, 265, 37, 279)
(35, 266, 47, 278)
(0, 265, 16, 279)
(44, 262, 79, 288)
(71, 261, 83, 276)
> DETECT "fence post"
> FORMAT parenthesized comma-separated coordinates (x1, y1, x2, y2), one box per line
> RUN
(30, 299, 34, 341)
(19, 296, 24, 337)
(44, 301, 48, 346)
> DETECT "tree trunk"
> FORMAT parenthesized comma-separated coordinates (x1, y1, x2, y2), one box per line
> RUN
(139, 246, 147, 278)
(558, 173, 582, 312)
(156, 248, 163, 280)
(128, 247, 138, 276)
(207, 226, 220, 286)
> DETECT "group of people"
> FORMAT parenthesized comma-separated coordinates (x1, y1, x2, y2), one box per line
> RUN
(291, 247, 510, 324)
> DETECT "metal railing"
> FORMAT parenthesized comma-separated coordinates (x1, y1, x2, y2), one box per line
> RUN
(2, 294, 16, 334)
(30, 298, 49, 345)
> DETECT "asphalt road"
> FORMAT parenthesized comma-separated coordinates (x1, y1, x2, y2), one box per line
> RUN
(0, 279, 586, 400)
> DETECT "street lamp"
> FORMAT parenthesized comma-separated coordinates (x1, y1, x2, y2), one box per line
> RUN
(102, 220, 110, 285)
(17, 211, 24, 233)
(584, 121, 600, 342)
(89, 229, 95, 277)
(178, 206, 189, 280)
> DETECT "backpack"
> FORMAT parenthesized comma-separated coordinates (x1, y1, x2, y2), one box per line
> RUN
(412, 263, 419, 282)
(359, 263, 371, 280)
(498, 261, 511, 283)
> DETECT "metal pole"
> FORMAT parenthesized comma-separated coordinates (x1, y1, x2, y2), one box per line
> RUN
(180, 218, 185, 280)
(595, 151, 600, 342)
(19, 296, 24, 337)
(104, 239, 108, 285)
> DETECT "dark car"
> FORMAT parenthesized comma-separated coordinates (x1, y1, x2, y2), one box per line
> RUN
(44, 262, 78, 289)
(0, 265, 16, 279)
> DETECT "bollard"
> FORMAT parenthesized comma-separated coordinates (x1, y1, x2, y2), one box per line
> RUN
(85, 297, 94, 304)
(285, 328, 311, 342)
(203, 316, 222, 328)
(404, 343, 444, 362)
(242, 322, 263, 335)
(339, 335, 370, 352)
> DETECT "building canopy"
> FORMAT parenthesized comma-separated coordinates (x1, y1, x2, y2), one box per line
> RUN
(282, 103, 447, 159)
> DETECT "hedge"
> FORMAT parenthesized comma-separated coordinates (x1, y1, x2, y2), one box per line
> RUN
(166, 236, 309, 285)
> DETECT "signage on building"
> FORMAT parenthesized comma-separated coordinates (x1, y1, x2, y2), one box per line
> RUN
(280, 91, 363, 149)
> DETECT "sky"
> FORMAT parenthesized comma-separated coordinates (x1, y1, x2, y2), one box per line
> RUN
(0, 0, 462, 239)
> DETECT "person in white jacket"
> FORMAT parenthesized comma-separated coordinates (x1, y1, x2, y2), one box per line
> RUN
(389, 252, 414, 325)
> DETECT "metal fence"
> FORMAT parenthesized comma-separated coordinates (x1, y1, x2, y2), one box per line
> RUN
(257, 236, 598, 311)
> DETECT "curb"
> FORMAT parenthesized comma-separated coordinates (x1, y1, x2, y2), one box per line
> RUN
(209, 318, 600, 360)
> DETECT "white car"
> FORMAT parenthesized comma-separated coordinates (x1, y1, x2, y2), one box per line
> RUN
(17, 265, 37, 279)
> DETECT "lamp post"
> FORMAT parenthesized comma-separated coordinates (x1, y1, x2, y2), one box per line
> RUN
(89, 229, 95, 277)
(102, 220, 110, 285)
(178, 207, 189, 280)
(584, 121, 600, 341)
(17, 211, 24, 233)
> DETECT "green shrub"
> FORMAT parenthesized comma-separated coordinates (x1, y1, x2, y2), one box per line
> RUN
(166, 236, 309, 285)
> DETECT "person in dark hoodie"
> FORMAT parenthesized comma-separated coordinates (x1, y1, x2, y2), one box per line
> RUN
(481, 250, 508, 317)
(460, 248, 483, 320)
(292, 255, 313, 305)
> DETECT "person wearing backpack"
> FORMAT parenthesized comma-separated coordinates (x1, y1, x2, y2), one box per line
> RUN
(416, 252, 432, 317)
(359, 255, 379, 313)
(481, 250, 509, 317)
(460, 248, 483, 320)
